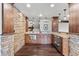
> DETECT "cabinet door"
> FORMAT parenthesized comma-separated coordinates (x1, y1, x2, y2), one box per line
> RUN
(69, 3, 79, 33)
(3, 4, 14, 34)
(52, 17, 58, 32)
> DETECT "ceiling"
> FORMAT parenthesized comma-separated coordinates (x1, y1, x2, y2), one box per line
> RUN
(14, 3, 69, 20)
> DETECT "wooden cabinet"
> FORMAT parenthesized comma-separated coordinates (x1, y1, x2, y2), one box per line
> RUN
(52, 35, 63, 54)
(25, 17, 28, 32)
(52, 17, 58, 32)
(62, 38, 69, 56)
(51, 34, 69, 56)
(69, 3, 79, 33)
(3, 4, 14, 34)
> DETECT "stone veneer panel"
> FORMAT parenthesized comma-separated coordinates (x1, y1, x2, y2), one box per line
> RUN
(1, 34, 14, 56)
(13, 8, 26, 53)
(14, 33, 25, 53)
(69, 35, 79, 56)
(0, 4, 26, 56)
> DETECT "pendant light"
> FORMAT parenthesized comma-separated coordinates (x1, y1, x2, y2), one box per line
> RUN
(63, 9, 67, 20)
(58, 13, 61, 22)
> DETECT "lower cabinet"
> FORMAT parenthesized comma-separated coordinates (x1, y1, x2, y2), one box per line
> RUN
(53, 35, 62, 54)
(52, 34, 69, 56)
(62, 38, 69, 56)
(25, 34, 52, 44)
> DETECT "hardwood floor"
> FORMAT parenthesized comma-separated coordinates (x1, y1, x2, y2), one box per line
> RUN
(15, 44, 62, 56)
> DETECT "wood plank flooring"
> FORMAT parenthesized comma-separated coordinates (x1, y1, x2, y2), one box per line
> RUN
(15, 44, 62, 56)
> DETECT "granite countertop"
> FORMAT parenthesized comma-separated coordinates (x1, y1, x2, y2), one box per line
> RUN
(25, 32, 40, 34)
(25, 32, 70, 38)
(51, 32, 69, 38)
(25, 31, 53, 34)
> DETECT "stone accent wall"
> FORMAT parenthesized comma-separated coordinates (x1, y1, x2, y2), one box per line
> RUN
(14, 33, 25, 53)
(69, 35, 79, 56)
(14, 9, 26, 53)
(0, 4, 26, 56)
(1, 34, 14, 56)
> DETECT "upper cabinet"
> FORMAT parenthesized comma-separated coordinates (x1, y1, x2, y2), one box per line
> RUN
(69, 3, 79, 33)
(3, 4, 14, 34)
(58, 22, 69, 33)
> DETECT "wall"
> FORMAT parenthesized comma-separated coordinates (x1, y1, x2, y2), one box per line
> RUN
(25, 18, 52, 44)
(13, 8, 26, 53)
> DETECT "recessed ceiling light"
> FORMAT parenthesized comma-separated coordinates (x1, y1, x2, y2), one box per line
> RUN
(26, 4, 31, 8)
(50, 4, 55, 7)
(39, 13, 43, 17)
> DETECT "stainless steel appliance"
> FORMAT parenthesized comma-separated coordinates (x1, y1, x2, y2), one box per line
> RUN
(53, 35, 62, 54)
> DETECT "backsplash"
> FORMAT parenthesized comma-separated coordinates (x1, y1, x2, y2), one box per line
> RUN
(27, 17, 52, 33)
(26, 18, 52, 44)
